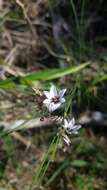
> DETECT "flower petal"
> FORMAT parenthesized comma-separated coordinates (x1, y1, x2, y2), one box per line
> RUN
(69, 118, 75, 127)
(73, 124, 81, 131)
(59, 89, 66, 98)
(46, 102, 61, 112)
(43, 98, 51, 105)
(71, 124, 81, 130)
(51, 102, 61, 111)
(63, 119, 68, 129)
(44, 91, 51, 99)
(50, 85, 58, 98)
(68, 124, 81, 134)
(60, 97, 65, 103)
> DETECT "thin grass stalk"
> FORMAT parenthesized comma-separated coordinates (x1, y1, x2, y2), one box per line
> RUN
(29, 134, 59, 189)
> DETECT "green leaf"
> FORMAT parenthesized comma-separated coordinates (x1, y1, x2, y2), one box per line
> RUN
(93, 73, 107, 85)
(0, 62, 90, 89)
(71, 160, 88, 167)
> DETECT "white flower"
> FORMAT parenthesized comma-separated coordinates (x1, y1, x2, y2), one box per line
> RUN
(43, 85, 66, 112)
(63, 118, 81, 134)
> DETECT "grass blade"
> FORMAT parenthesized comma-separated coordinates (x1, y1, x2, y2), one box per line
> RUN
(0, 62, 90, 88)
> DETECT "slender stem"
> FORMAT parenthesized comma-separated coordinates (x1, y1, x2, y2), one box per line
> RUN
(29, 134, 58, 190)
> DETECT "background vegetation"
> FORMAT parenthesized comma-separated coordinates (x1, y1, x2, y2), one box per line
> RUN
(0, 0, 107, 189)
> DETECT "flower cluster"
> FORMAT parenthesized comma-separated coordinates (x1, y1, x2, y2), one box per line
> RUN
(43, 84, 81, 145)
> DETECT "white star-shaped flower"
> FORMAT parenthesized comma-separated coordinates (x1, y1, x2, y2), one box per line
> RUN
(63, 118, 81, 134)
(43, 85, 66, 112)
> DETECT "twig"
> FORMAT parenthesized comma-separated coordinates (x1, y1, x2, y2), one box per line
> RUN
(11, 131, 35, 149)
(15, 0, 38, 40)
(0, 117, 60, 131)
